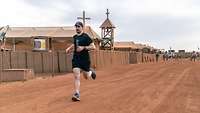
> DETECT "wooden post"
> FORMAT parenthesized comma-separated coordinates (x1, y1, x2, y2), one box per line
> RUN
(77, 10, 91, 30)
(0, 53, 2, 83)
(12, 38, 16, 52)
(51, 37, 54, 77)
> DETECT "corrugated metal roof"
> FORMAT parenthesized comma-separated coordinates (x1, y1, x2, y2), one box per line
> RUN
(114, 41, 155, 50)
(114, 42, 138, 49)
(5, 26, 100, 40)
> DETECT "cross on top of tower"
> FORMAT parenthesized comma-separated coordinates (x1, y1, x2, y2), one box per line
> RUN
(100, 9, 115, 28)
(106, 9, 110, 19)
(77, 10, 91, 27)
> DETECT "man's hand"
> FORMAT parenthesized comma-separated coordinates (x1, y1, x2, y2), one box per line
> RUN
(76, 46, 85, 52)
(65, 48, 71, 54)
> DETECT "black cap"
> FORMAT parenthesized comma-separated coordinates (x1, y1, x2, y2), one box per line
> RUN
(75, 21, 83, 27)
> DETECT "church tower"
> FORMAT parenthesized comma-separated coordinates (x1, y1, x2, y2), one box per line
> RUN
(100, 9, 115, 50)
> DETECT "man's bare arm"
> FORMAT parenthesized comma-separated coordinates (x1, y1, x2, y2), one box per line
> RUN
(66, 44, 74, 53)
(84, 43, 96, 50)
(76, 43, 96, 52)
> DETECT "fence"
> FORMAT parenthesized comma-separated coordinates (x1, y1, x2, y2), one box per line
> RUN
(0, 50, 156, 75)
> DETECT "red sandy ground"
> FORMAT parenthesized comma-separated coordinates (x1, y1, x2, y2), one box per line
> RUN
(0, 60, 200, 113)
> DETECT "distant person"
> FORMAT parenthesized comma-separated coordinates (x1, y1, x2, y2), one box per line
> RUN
(156, 52, 159, 62)
(174, 53, 178, 60)
(65, 21, 96, 101)
(191, 51, 197, 62)
(197, 52, 200, 57)
(163, 51, 168, 61)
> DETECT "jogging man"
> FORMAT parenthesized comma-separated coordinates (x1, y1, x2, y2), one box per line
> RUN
(66, 21, 96, 101)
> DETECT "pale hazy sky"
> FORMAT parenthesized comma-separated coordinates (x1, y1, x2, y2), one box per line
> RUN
(1, 0, 200, 51)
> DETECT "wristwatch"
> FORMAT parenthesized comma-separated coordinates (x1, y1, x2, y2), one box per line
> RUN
(84, 46, 88, 50)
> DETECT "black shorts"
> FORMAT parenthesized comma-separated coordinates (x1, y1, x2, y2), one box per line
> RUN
(72, 59, 91, 72)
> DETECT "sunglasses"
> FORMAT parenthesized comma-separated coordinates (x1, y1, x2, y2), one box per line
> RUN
(75, 25, 81, 28)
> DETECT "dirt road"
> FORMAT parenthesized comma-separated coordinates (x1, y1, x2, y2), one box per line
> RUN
(0, 60, 200, 113)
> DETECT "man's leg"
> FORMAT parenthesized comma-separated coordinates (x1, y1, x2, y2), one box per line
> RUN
(73, 68, 81, 93)
(72, 68, 81, 101)
(83, 71, 92, 80)
(83, 68, 96, 80)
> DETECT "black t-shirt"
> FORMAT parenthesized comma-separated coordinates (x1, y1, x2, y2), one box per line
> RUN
(73, 33, 93, 62)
